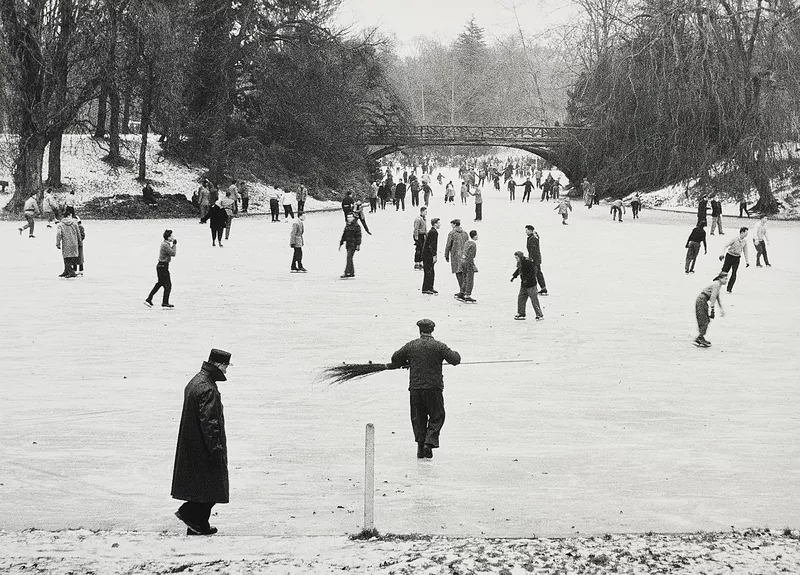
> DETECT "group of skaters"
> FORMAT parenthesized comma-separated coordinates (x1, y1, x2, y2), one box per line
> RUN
(16, 189, 86, 278)
(686, 194, 773, 347)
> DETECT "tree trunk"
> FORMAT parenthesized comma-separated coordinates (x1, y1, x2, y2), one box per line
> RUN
(138, 63, 154, 181)
(47, 132, 63, 187)
(94, 86, 108, 138)
(9, 136, 48, 212)
(122, 87, 131, 134)
(105, 0, 121, 162)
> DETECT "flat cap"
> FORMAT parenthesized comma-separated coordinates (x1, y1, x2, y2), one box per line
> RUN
(416, 318, 435, 331)
(450, 218, 461, 226)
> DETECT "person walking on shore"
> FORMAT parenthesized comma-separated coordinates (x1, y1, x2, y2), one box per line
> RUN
(719, 227, 750, 293)
(413, 207, 427, 271)
(172, 348, 232, 535)
(511, 251, 543, 321)
(444, 219, 468, 299)
(458, 230, 478, 303)
(339, 212, 362, 278)
(694, 272, 728, 347)
(145, 229, 177, 308)
(753, 216, 771, 267)
(296, 184, 307, 214)
(684, 220, 707, 274)
(268, 189, 280, 222)
(421, 218, 440, 295)
(709, 196, 724, 235)
(525, 225, 548, 296)
(238, 181, 249, 213)
(290, 212, 307, 273)
(19, 192, 40, 238)
(201, 202, 228, 247)
(55, 214, 82, 278)
(386, 319, 461, 459)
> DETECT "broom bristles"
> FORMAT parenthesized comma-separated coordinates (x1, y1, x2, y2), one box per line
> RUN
(320, 362, 389, 385)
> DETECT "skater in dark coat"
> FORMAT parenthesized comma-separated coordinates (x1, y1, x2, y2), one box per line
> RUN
(684, 221, 707, 273)
(511, 251, 543, 320)
(339, 212, 362, 278)
(525, 225, 548, 295)
(145, 229, 177, 308)
(421, 218, 440, 294)
(694, 273, 727, 347)
(172, 348, 232, 535)
(200, 203, 228, 247)
(387, 319, 461, 459)
(697, 194, 709, 226)
(394, 181, 407, 211)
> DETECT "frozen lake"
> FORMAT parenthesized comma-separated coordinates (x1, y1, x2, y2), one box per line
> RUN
(2, 181, 799, 537)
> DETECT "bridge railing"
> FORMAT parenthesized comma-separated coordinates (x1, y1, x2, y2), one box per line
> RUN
(351, 124, 590, 144)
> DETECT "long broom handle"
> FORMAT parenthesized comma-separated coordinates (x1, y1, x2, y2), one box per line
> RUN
(459, 359, 538, 365)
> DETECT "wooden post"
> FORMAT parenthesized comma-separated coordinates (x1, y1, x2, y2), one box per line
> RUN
(364, 423, 375, 531)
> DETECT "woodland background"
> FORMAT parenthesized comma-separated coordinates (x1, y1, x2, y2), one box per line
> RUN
(2, 0, 799, 213)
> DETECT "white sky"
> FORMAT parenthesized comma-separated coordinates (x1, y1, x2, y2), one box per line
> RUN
(332, 0, 577, 54)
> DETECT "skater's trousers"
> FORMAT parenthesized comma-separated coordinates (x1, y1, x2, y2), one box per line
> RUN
(410, 389, 445, 448)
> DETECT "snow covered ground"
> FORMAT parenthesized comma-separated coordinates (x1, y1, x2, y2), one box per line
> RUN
(2, 174, 799, 572)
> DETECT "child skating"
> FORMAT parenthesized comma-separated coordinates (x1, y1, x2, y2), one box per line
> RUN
(554, 197, 572, 225)
(694, 271, 728, 347)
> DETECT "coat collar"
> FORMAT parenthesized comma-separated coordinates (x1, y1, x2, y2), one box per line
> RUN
(201, 361, 226, 382)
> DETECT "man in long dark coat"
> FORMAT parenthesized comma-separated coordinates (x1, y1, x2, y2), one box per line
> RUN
(421, 218, 440, 294)
(388, 319, 461, 459)
(172, 348, 232, 535)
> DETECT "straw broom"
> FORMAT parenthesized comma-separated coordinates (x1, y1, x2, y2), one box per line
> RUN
(320, 359, 538, 385)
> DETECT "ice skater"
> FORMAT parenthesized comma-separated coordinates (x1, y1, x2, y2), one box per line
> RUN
(753, 216, 771, 267)
(610, 199, 626, 221)
(421, 218, 440, 295)
(444, 219, 468, 299)
(339, 212, 362, 278)
(218, 191, 236, 240)
(709, 196, 724, 235)
(511, 251, 543, 321)
(386, 319, 461, 459)
(200, 202, 228, 247)
(43, 189, 60, 227)
(694, 272, 728, 347)
(630, 193, 641, 219)
(172, 348, 232, 535)
(55, 213, 82, 278)
(76, 220, 86, 275)
(684, 220, 707, 274)
(520, 177, 534, 202)
(507, 176, 517, 201)
(554, 196, 572, 225)
(525, 225, 548, 295)
(19, 192, 40, 238)
(457, 230, 478, 303)
(413, 207, 427, 270)
(469, 186, 483, 221)
(290, 212, 307, 272)
(145, 229, 177, 308)
(719, 227, 750, 293)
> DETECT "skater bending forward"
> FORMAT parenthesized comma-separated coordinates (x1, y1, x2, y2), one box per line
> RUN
(694, 272, 728, 347)
(387, 319, 461, 459)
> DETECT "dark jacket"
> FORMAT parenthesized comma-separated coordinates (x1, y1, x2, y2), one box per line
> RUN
(201, 204, 228, 229)
(710, 200, 722, 217)
(171, 362, 229, 503)
(342, 196, 354, 213)
(697, 199, 708, 217)
(526, 232, 542, 266)
(686, 226, 707, 251)
(394, 182, 407, 199)
(422, 227, 438, 259)
(512, 257, 538, 289)
(390, 334, 461, 391)
(339, 220, 362, 249)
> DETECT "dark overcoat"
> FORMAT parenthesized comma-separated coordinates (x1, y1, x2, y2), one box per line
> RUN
(171, 362, 229, 503)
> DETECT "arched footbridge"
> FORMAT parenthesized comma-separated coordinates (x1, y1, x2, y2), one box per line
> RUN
(350, 124, 590, 161)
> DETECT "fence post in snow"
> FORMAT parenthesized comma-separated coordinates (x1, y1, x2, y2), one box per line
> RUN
(364, 423, 375, 531)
